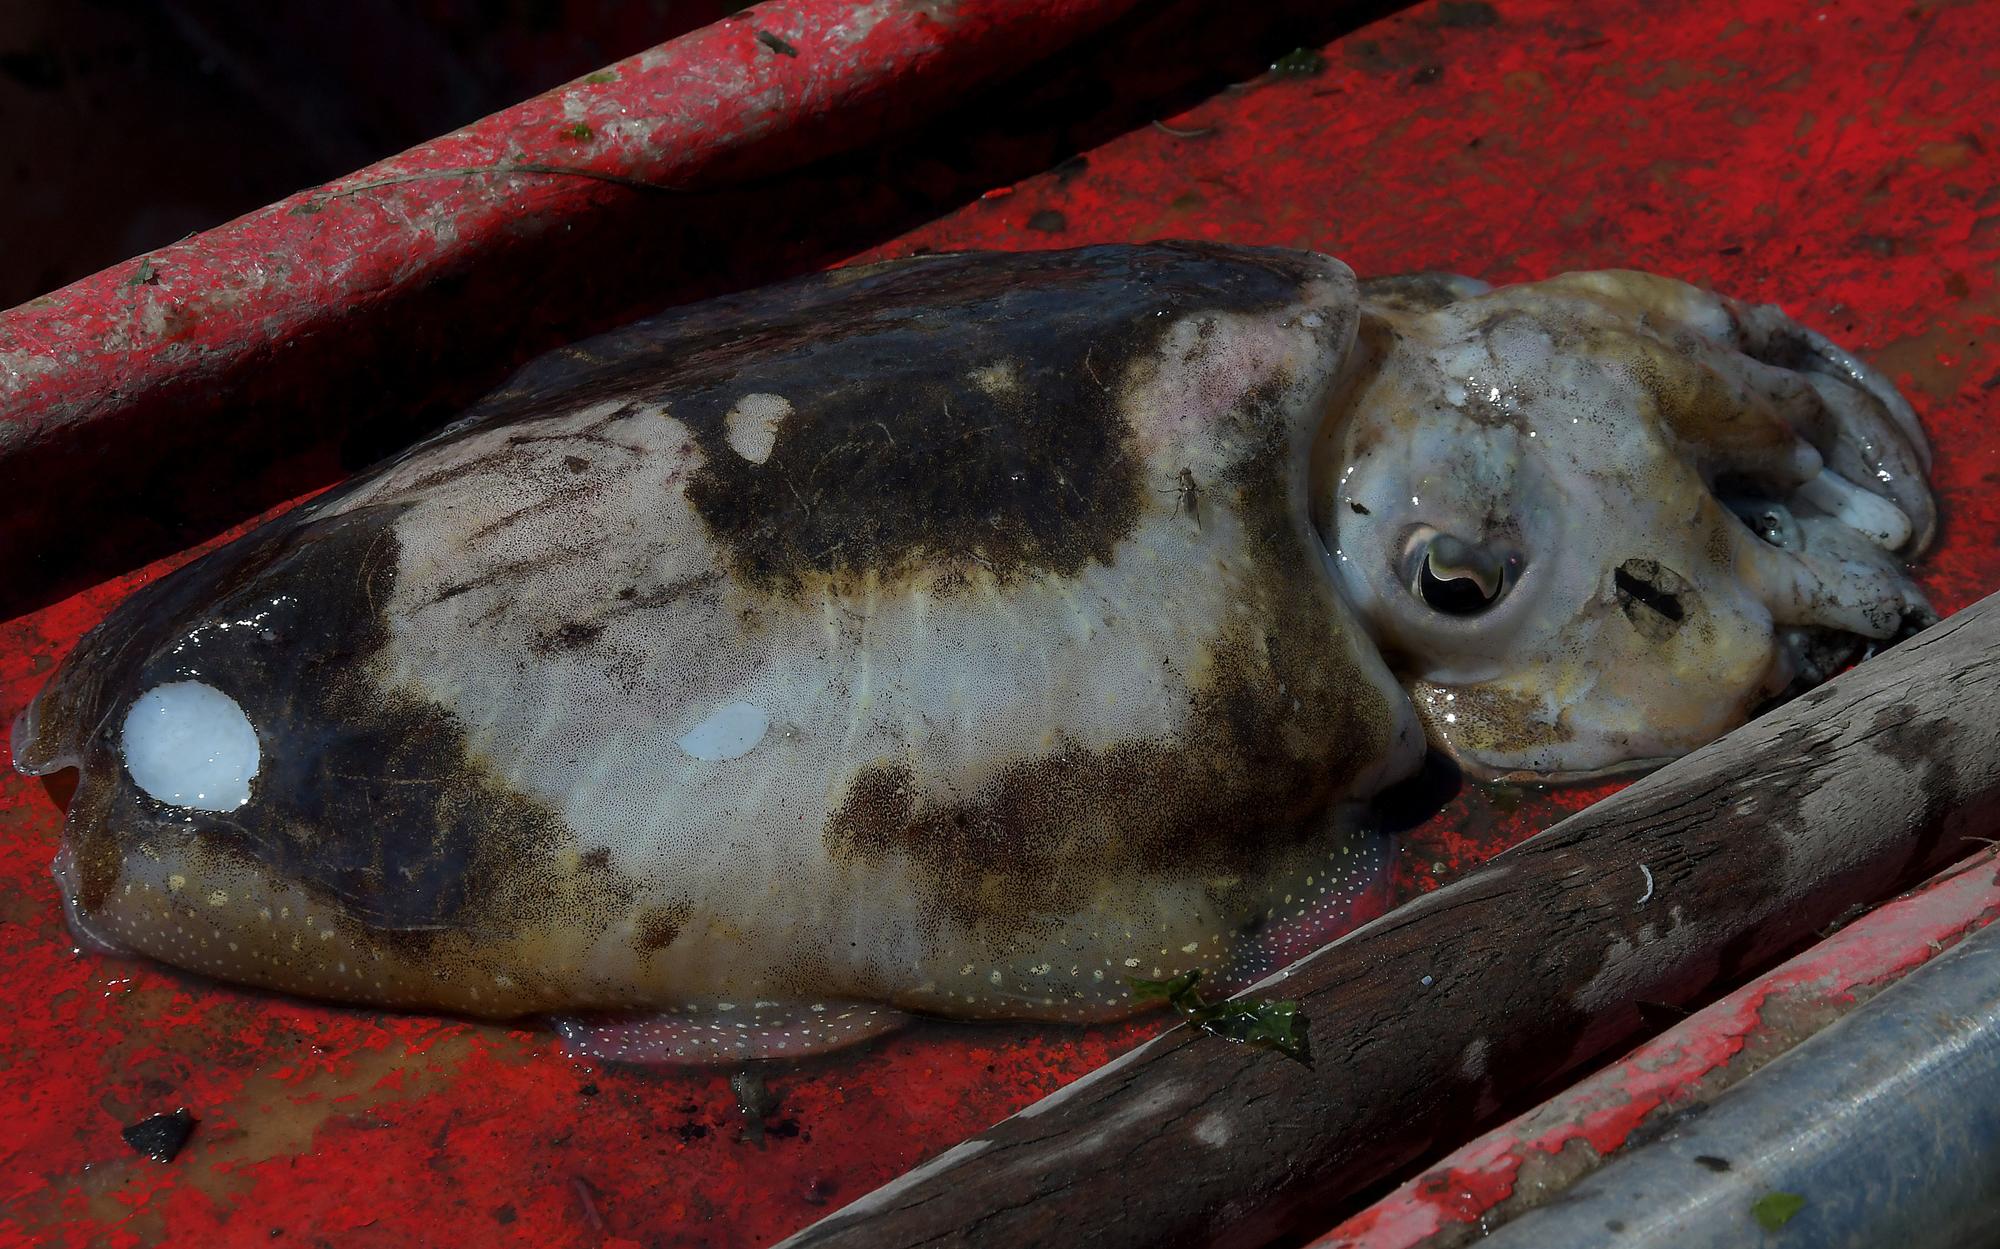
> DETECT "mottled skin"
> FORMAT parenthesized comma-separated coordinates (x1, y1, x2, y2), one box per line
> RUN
(12, 244, 1934, 1058)
(1328, 269, 1933, 779)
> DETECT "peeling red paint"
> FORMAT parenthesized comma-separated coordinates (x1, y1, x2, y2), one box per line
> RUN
(3, 0, 1999, 1245)
(0, 0, 1152, 614)
(1407, 1138, 1525, 1230)
(1, 0, 1145, 434)
(1313, 849, 2000, 1248)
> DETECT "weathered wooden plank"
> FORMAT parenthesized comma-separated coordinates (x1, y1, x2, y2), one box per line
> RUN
(778, 590, 2000, 1249)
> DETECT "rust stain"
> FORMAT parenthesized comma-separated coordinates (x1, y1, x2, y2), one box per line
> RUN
(1408, 956, 1978, 1247)
(203, 1029, 531, 1176)
(1770, 67, 1812, 92)
(1872, 283, 2000, 402)
(0, 878, 53, 931)
(1495, 1137, 1602, 1229)
(1627, 59, 1709, 99)
(9, 985, 540, 1245)
(1919, 139, 1975, 170)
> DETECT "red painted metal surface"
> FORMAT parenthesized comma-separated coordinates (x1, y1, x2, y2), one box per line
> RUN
(0, 0, 1149, 615)
(2, 0, 1998, 1246)
(0, 1, 755, 310)
(1313, 847, 2000, 1248)
(0, 0, 1143, 419)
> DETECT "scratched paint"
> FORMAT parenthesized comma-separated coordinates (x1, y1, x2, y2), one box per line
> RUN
(0, 0, 1153, 616)
(1313, 848, 2000, 1248)
(2, 0, 1998, 1246)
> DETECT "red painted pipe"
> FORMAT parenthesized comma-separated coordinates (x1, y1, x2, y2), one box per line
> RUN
(0, 0, 1144, 610)
(0, 0, 1145, 424)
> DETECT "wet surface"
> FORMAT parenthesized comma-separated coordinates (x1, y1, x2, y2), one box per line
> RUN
(3, 0, 1998, 1244)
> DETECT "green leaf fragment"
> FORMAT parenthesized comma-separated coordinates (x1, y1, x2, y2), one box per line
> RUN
(1270, 47, 1326, 78)
(1128, 969, 1311, 1066)
(1128, 970, 1202, 1005)
(1752, 1191, 1806, 1231)
(582, 70, 617, 85)
(126, 257, 158, 287)
(564, 122, 594, 141)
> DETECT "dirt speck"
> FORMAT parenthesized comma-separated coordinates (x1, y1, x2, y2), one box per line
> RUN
(122, 1107, 197, 1162)
(1435, 1, 1501, 28)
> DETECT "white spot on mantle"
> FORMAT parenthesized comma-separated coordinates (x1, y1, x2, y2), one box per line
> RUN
(969, 362, 1020, 395)
(724, 392, 792, 464)
(121, 681, 260, 811)
(677, 702, 770, 761)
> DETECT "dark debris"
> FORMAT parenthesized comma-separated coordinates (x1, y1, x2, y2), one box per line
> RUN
(122, 1107, 197, 1162)
(1269, 47, 1327, 78)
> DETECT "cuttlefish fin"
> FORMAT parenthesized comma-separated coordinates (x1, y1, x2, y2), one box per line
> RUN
(549, 1000, 912, 1065)
(1215, 822, 1395, 992)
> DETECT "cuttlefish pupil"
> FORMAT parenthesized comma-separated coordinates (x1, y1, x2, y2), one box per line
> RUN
(1414, 533, 1506, 616)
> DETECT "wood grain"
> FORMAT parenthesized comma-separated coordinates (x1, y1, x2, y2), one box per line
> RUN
(778, 590, 2000, 1249)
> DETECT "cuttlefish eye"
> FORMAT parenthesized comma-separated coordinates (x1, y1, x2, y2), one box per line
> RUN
(1408, 531, 1508, 616)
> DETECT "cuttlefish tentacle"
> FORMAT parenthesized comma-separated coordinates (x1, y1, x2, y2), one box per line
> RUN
(1742, 509, 1934, 641)
(1715, 312, 1936, 553)
(1698, 349, 1928, 542)
(1727, 297, 1932, 468)
(1539, 270, 1935, 555)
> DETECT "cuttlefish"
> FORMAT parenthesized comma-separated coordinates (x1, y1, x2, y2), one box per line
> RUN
(12, 244, 1935, 1061)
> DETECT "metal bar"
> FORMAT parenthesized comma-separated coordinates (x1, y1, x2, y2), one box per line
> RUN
(1472, 908, 2000, 1249)
(0, 0, 1146, 612)
(1314, 847, 2000, 1248)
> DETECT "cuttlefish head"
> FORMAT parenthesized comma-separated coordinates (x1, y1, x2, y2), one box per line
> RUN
(1320, 270, 1935, 782)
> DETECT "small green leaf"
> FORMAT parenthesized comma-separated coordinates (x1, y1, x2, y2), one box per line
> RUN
(1752, 1191, 1806, 1231)
(1192, 998, 1312, 1064)
(1129, 970, 1203, 1007)
(582, 70, 617, 85)
(126, 257, 159, 287)
(1270, 47, 1326, 78)
(1127, 970, 1311, 1066)
(563, 122, 594, 141)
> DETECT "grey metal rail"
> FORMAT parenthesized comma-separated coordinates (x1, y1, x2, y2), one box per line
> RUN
(1477, 916, 2000, 1248)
